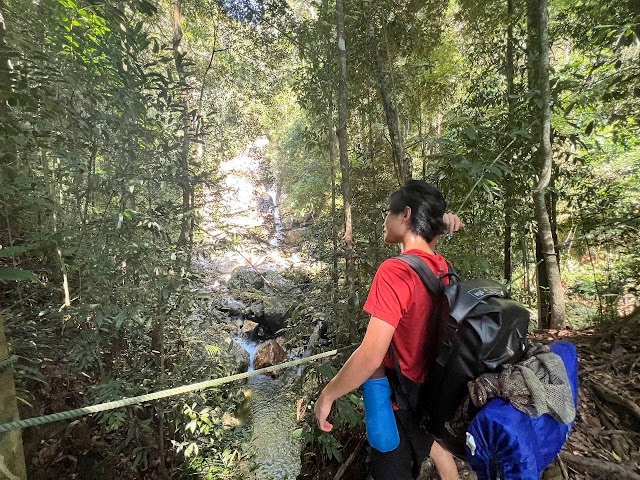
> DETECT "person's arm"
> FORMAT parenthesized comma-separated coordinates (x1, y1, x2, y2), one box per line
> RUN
(314, 316, 395, 432)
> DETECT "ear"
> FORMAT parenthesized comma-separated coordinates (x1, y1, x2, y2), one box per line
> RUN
(403, 206, 412, 220)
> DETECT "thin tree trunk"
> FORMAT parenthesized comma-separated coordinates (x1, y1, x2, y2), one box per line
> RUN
(369, 24, 407, 185)
(503, 0, 516, 284)
(0, 0, 18, 242)
(81, 139, 98, 228)
(419, 106, 427, 179)
(335, 0, 356, 341)
(172, 0, 191, 246)
(369, 108, 379, 265)
(0, 314, 27, 480)
(522, 229, 531, 295)
(44, 150, 71, 307)
(151, 288, 166, 475)
(320, 0, 339, 302)
(527, 0, 567, 329)
(327, 78, 338, 297)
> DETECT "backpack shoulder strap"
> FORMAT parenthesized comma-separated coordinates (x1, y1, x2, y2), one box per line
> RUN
(394, 254, 444, 295)
(387, 254, 446, 410)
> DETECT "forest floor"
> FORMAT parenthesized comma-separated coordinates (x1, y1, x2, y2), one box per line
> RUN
(300, 313, 640, 480)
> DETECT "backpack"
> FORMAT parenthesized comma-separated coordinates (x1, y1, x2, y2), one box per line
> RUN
(466, 341, 578, 480)
(387, 254, 530, 457)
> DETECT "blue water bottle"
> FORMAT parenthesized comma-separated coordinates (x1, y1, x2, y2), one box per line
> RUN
(362, 376, 400, 452)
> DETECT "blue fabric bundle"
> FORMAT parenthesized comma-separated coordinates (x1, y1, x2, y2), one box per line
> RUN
(466, 341, 579, 480)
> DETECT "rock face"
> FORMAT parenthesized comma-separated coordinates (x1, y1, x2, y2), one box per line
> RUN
(226, 339, 250, 373)
(220, 267, 300, 337)
(253, 339, 287, 376)
(261, 296, 291, 334)
(261, 270, 297, 295)
(220, 297, 246, 316)
(247, 301, 265, 319)
(228, 266, 264, 290)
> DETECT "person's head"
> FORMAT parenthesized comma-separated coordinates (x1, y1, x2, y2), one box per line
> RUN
(382, 180, 446, 244)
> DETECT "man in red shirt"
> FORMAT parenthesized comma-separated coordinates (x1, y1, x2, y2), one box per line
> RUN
(314, 180, 462, 479)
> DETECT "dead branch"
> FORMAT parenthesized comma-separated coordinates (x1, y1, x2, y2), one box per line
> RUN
(590, 381, 640, 422)
(333, 440, 364, 480)
(559, 452, 640, 480)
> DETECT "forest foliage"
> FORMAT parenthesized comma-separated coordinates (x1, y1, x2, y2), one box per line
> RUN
(0, 0, 638, 477)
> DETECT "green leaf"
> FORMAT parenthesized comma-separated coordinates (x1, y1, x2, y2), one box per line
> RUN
(584, 120, 595, 136)
(114, 311, 126, 330)
(292, 428, 303, 438)
(464, 127, 477, 140)
(95, 310, 106, 327)
(131, 312, 144, 325)
(0, 246, 28, 257)
(0, 267, 36, 281)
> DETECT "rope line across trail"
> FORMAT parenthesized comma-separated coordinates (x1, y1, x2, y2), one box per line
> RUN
(0, 347, 350, 434)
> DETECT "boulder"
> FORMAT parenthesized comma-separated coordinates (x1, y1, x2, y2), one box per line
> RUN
(220, 297, 246, 316)
(261, 269, 297, 295)
(228, 266, 264, 290)
(241, 320, 260, 339)
(261, 296, 291, 334)
(222, 412, 242, 429)
(253, 339, 287, 376)
(225, 338, 250, 373)
(246, 301, 265, 319)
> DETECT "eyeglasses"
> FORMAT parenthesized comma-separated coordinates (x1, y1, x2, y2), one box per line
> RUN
(381, 208, 390, 221)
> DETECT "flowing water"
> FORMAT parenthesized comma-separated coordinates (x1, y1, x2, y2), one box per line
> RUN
(233, 338, 302, 480)
(197, 137, 306, 479)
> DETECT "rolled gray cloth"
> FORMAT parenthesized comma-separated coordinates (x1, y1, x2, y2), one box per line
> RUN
(468, 343, 576, 424)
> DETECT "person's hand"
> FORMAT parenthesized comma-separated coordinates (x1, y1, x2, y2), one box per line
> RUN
(443, 213, 464, 234)
(314, 391, 334, 432)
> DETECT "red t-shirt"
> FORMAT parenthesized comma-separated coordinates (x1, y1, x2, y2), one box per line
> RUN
(363, 249, 449, 383)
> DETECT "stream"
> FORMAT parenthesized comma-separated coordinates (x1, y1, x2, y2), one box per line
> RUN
(198, 137, 307, 479)
(233, 338, 302, 480)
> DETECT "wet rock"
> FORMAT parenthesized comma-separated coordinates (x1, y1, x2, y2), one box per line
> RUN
(222, 412, 242, 429)
(253, 339, 287, 375)
(228, 266, 264, 290)
(262, 296, 291, 334)
(224, 338, 250, 373)
(247, 301, 265, 319)
(241, 320, 260, 339)
(261, 270, 297, 295)
(220, 297, 246, 316)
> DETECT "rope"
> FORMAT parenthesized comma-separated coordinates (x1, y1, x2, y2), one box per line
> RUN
(0, 355, 17, 373)
(0, 347, 350, 434)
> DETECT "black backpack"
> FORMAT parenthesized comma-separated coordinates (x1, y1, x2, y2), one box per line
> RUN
(387, 254, 530, 457)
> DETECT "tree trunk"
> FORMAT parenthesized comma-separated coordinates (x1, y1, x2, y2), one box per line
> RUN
(327, 81, 338, 297)
(503, 0, 516, 284)
(335, 0, 356, 341)
(522, 232, 531, 295)
(0, 0, 16, 189)
(369, 24, 407, 185)
(172, 0, 191, 246)
(44, 150, 71, 308)
(0, 314, 27, 480)
(527, 0, 567, 329)
(321, 10, 339, 299)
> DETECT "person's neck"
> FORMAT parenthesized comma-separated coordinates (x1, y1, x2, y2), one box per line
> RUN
(399, 234, 437, 255)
